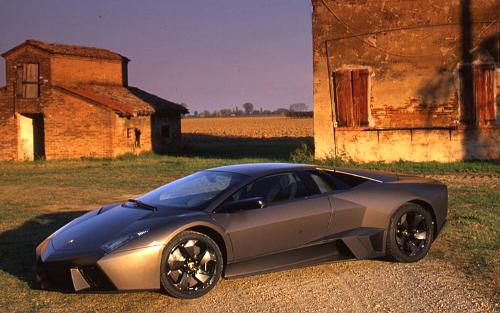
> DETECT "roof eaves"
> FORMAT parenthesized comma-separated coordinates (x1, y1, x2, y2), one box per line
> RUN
(54, 85, 136, 117)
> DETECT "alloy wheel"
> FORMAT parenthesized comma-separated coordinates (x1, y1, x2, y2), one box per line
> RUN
(395, 212, 429, 257)
(166, 239, 218, 292)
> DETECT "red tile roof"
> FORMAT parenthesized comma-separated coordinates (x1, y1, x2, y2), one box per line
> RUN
(56, 84, 187, 117)
(2, 40, 127, 61)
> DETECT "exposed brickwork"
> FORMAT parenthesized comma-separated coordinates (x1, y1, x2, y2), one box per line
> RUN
(0, 40, 186, 161)
(312, 0, 499, 161)
(0, 88, 16, 161)
(51, 56, 125, 86)
(43, 89, 114, 159)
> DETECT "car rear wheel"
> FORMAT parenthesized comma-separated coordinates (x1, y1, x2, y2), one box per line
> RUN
(160, 231, 223, 299)
(386, 203, 434, 263)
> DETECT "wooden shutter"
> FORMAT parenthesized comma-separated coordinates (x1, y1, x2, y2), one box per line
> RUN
(473, 64, 495, 125)
(23, 64, 39, 98)
(16, 66, 23, 98)
(352, 69, 369, 126)
(334, 70, 354, 127)
(334, 68, 369, 127)
(459, 64, 495, 125)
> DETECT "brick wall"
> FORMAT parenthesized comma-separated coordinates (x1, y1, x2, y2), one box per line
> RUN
(312, 0, 500, 161)
(51, 56, 124, 85)
(0, 89, 16, 161)
(43, 89, 115, 159)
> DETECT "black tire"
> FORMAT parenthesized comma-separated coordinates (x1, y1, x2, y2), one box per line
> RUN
(160, 231, 223, 299)
(386, 203, 435, 263)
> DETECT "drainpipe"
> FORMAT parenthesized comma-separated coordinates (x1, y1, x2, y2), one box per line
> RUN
(325, 40, 338, 158)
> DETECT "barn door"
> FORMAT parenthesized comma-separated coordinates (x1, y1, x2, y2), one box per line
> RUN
(18, 113, 45, 161)
(333, 69, 369, 127)
(18, 114, 34, 161)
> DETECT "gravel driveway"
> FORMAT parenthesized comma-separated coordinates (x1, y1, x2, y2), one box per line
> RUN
(141, 258, 496, 313)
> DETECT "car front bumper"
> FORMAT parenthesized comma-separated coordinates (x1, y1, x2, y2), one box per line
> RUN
(36, 238, 164, 292)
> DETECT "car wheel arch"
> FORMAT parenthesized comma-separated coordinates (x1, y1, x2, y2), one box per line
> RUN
(187, 225, 228, 268)
(161, 222, 232, 267)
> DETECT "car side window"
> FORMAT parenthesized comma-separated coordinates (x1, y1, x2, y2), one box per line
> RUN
(228, 173, 313, 205)
(318, 170, 367, 190)
(306, 172, 334, 193)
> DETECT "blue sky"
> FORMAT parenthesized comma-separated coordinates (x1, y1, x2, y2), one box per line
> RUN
(0, 0, 313, 112)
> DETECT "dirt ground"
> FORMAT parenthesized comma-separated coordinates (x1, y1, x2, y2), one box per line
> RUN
(153, 259, 496, 313)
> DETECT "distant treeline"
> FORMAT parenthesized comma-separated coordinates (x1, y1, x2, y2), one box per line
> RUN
(187, 102, 312, 118)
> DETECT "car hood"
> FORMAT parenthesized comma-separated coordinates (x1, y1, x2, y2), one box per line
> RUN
(50, 204, 199, 252)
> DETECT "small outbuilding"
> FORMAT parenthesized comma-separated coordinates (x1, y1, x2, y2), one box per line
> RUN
(0, 39, 187, 161)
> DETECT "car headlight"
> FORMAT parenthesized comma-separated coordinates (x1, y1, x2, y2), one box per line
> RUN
(101, 229, 149, 253)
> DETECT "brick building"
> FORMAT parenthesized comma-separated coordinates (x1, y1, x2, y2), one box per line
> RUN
(312, 0, 499, 162)
(0, 40, 187, 161)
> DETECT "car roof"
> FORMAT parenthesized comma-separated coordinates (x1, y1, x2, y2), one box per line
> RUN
(209, 163, 399, 182)
(208, 163, 314, 177)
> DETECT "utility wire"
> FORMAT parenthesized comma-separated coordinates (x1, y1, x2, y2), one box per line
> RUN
(320, 0, 498, 59)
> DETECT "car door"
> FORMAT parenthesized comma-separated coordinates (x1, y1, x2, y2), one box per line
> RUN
(211, 172, 333, 262)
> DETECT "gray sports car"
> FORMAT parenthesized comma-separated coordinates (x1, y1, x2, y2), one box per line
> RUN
(36, 163, 447, 298)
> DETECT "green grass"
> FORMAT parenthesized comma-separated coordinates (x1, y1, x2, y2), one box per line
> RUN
(0, 142, 498, 311)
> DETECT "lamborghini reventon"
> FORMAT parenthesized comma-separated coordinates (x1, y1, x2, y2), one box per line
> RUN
(36, 163, 447, 298)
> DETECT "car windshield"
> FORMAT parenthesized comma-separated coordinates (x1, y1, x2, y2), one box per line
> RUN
(136, 170, 246, 209)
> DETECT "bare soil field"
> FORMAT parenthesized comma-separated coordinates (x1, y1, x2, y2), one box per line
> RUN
(182, 116, 313, 138)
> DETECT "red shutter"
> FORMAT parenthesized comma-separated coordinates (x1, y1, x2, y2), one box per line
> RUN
(473, 64, 495, 125)
(334, 70, 354, 127)
(334, 68, 369, 127)
(352, 69, 369, 126)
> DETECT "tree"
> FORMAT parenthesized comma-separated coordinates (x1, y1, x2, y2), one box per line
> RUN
(274, 108, 289, 115)
(220, 109, 232, 116)
(289, 103, 308, 112)
(243, 102, 254, 115)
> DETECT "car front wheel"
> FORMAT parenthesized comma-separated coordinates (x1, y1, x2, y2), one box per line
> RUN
(160, 231, 223, 299)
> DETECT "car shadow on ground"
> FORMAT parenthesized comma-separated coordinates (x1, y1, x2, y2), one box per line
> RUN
(0, 211, 86, 289)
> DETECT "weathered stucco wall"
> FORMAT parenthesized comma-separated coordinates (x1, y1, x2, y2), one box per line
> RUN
(312, 0, 499, 162)
(332, 127, 499, 162)
(112, 115, 152, 157)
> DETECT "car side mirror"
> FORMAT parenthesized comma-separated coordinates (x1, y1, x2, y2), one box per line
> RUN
(216, 197, 265, 213)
